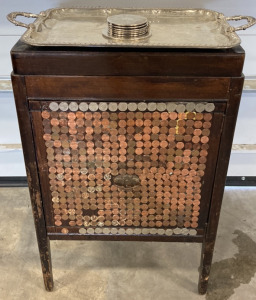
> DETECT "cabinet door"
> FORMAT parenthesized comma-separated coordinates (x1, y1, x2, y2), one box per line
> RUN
(30, 99, 225, 238)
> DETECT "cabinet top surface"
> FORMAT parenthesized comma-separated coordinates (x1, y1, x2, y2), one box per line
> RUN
(12, 40, 245, 55)
(11, 40, 245, 77)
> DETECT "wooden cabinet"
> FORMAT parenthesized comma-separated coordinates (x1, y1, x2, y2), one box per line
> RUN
(11, 40, 244, 293)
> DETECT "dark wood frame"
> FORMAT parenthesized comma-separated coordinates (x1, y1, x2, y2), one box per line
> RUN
(11, 41, 244, 294)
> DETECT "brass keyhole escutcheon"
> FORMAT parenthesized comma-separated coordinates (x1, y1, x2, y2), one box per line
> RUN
(113, 174, 140, 189)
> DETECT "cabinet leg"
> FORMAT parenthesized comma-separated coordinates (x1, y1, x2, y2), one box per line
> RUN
(12, 75, 54, 291)
(198, 238, 214, 294)
(38, 237, 54, 291)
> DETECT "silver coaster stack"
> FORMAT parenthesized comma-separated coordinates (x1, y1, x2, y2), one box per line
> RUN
(107, 14, 149, 39)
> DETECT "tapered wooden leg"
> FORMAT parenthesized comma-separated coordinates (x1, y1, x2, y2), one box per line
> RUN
(37, 236, 54, 291)
(198, 238, 214, 294)
(28, 176, 54, 291)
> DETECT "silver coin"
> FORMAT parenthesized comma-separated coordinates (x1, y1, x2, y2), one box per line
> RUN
(87, 228, 95, 234)
(157, 229, 165, 235)
(173, 228, 182, 235)
(88, 186, 95, 193)
(148, 102, 157, 111)
(49, 102, 59, 111)
(108, 102, 118, 112)
(195, 103, 205, 113)
(99, 102, 108, 111)
(80, 168, 88, 174)
(138, 102, 147, 111)
(118, 228, 126, 235)
(95, 228, 103, 234)
(98, 222, 104, 227)
(112, 220, 119, 226)
(134, 228, 142, 235)
(95, 185, 103, 192)
(176, 104, 186, 113)
(189, 229, 197, 236)
(110, 228, 118, 234)
(82, 193, 89, 200)
(165, 229, 173, 236)
(157, 102, 166, 112)
(142, 228, 150, 235)
(59, 102, 69, 111)
(69, 102, 79, 112)
(166, 103, 177, 112)
(126, 228, 134, 235)
(181, 228, 189, 235)
(51, 197, 59, 203)
(79, 228, 87, 234)
(186, 102, 196, 112)
(89, 102, 98, 112)
(91, 215, 98, 221)
(63, 148, 70, 155)
(205, 103, 215, 112)
(128, 102, 137, 111)
(103, 228, 110, 234)
(118, 102, 128, 111)
(104, 174, 111, 180)
(79, 102, 89, 111)
(149, 228, 157, 235)
(56, 174, 64, 181)
(82, 218, 89, 226)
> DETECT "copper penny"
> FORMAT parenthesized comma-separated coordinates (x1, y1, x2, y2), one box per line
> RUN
(143, 119, 151, 127)
(191, 157, 198, 164)
(192, 136, 200, 143)
(169, 112, 177, 120)
(203, 122, 212, 129)
(58, 111, 67, 119)
(50, 111, 59, 119)
(42, 111, 50, 119)
(135, 119, 143, 127)
(195, 113, 203, 120)
(43, 134, 51, 141)
(202, 128, 210, 137)
(120, 141, 127, 148)
(51, 120, 60, 128)
(55, 220, 62, 226)
(201, 136, 209, 143)
(204, 113, 213, 121)
(200, 150, 208, 157)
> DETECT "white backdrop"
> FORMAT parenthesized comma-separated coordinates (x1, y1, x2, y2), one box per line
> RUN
(0, 0, 256, 176)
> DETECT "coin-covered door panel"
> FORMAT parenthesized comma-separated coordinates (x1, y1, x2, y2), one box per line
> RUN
(30, 100, 225, 237)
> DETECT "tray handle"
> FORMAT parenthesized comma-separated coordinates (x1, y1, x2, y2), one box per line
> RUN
(226, 15, 256, 31)
(7, 12, 39, 28)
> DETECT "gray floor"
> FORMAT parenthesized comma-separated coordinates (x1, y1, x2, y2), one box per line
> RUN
(0, 187, 256, 300)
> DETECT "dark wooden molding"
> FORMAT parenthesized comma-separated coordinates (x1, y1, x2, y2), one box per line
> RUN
(1, 176, 255, 187)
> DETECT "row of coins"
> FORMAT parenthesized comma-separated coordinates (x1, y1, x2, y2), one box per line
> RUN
(49, 101, 215, 113)
(74, 227, 197, 236)
(54, 211, 199, 228)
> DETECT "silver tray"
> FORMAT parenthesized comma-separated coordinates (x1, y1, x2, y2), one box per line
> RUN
(7, 8, 256, 48)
